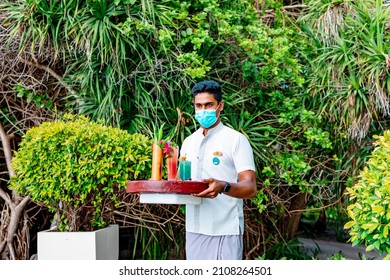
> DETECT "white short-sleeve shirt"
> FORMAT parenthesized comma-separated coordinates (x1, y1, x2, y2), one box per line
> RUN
(180, 122, 256, 236)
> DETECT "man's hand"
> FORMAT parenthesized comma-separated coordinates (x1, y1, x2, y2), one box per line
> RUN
(193, 178, 224, 198)
(193, 170, 257, 199)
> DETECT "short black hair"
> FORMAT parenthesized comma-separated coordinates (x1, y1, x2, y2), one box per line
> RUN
(191, 80, 222, 103)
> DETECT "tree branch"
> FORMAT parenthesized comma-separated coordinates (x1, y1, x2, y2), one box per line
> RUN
(15, 195, 30, 213)
(0, 188, 11, 205)
(7, 243, 16, 260)
(0, 240, 6, 257)
(18, 56, 76, 95)
(0, 122, 14, 177)
(282, 4, 307, 10)
(6, 196, 30, 252)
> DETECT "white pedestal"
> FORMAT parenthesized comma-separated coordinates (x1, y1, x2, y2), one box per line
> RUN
(37, 224, 119, 260)
(140, 193, 202, 204)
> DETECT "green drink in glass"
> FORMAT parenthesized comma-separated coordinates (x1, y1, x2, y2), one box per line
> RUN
(179, 157, 191, 181)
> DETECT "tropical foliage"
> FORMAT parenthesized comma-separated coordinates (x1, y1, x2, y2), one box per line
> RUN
(0, 0, 389, 259)
(301, 0, 390, 141)
(344, 131, 390, 257)
(10, 114, 152, 231)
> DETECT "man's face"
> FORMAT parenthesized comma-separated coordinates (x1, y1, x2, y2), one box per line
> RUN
(194, 92, 223, 111)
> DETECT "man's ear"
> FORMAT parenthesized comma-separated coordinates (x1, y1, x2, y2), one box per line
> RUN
(219, 101, 224, 111)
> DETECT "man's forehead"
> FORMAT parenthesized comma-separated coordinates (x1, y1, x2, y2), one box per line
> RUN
(194, 92, 217, 102)
(194, 100, 216, 104)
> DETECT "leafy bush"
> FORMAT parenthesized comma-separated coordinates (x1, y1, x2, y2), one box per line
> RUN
(256, 238, 312, 260)
(10, 115, 152, 231)
(344, 131, 390, 257)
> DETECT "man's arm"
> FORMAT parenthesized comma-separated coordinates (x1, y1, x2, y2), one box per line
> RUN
(194, 170, 257, 199)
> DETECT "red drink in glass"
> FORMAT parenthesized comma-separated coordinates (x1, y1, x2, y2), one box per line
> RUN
(167, 146, 179, 180)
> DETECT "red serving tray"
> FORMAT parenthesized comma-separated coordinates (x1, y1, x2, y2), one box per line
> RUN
(126, 180, 208, 194)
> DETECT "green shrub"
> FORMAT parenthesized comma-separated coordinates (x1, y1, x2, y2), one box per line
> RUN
(344, 131, 390, 257)
(10, 115, 152, 231)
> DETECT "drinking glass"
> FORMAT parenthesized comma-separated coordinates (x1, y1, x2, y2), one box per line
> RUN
(167, 146, 179, 180)
(179, 160, 191, 181)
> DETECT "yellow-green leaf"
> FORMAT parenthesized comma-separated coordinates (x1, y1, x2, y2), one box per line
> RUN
(384, 225, 389, 238)
(344, 221, 356, 229)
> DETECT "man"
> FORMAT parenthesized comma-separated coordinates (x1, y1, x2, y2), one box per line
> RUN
(180, 80, 257, 260)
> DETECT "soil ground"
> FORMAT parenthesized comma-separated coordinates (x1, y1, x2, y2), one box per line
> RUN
(298, 224, 383, 260)
(298, 237, 382, 260)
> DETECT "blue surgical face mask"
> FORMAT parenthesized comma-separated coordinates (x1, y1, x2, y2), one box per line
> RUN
(195, 105, 220, 128)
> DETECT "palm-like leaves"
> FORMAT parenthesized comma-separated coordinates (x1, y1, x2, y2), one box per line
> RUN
(302, 0, 390, 141)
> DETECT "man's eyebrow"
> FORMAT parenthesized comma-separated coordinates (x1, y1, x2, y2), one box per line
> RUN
(195, 102, 214, 105)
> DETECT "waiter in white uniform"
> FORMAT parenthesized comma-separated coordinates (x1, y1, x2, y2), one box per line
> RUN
(180, 80, 257, 260)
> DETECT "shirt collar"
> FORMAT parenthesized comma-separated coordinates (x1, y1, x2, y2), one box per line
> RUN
(197, 121, 224, 138)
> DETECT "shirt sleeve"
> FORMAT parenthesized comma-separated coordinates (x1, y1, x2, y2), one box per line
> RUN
(180, 137, 188, 159)
(232, 134, 256, 174)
